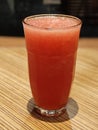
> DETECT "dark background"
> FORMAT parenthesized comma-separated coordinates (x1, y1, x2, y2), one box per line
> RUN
(0, 0, 98, 37)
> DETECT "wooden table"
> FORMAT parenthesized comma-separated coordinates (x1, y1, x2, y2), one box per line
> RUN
(0, 37, 98, 130)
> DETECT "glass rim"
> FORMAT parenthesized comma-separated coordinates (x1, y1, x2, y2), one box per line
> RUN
(23, 14, 82, 30)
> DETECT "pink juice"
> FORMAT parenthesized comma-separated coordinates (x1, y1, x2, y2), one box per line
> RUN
(23, 15, 81, 110)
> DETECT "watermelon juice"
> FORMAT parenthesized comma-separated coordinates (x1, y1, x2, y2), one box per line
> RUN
(23, 14, 81, 116)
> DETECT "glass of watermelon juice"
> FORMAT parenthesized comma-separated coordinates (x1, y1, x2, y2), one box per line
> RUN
(23, 14, 82, 116)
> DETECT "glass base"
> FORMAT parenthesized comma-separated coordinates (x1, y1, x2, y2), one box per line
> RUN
(33, 105, 66, 117)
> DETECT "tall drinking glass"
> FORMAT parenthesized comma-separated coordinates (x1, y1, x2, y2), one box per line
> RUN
(23, 14, 82, 116)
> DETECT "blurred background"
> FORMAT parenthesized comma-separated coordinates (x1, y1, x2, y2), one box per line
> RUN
(0, 0, 98, 37)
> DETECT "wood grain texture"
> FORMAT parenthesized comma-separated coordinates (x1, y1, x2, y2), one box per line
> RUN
(0, 37, 98, 130)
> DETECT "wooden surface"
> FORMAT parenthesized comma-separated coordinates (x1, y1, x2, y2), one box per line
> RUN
(0, 37, 98, 130)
